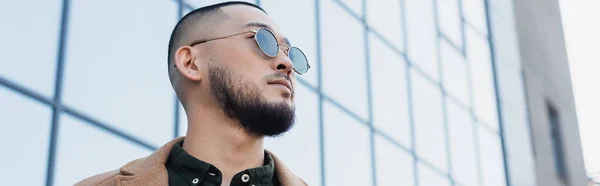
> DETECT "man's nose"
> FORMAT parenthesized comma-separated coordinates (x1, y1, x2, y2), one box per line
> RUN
(272, 47, 294, 75)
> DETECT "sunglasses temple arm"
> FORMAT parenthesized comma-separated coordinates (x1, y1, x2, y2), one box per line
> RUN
(191, 30, 256, 46)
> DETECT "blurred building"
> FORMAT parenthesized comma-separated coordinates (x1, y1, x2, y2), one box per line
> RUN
(0, 0, 586, 186)
(590, 178, 600, 186)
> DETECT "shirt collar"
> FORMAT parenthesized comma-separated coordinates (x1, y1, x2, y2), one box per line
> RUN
(166, 141, 275, 185)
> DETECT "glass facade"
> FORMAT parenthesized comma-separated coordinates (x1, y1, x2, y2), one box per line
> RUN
(0, 0, 537, 186)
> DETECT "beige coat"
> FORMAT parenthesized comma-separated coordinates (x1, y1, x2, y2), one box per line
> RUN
(75, 137, 307, 186)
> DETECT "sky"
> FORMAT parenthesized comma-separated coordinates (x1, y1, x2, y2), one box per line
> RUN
(559, 0, 600, 181)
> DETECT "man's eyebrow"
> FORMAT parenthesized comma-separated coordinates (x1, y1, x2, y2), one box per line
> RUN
(244, 22, 291, 46)
(244, 22, 273, 30)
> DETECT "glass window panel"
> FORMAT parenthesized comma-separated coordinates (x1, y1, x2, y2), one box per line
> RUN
(437, 0, 463, 47)
(0, 0, 61, 98)
(507, 158, 537, 186)
(369, 34, 411, 147)
(182, 6, 192, 16)
(462, 0, 488, 35)
(411, 69, 447, 172)
(375, 134, 414, 186)
(185, 0, 255, 8)
(405, 0, 439, 80)
(337, 0, 363, 17)
(466, 27, 499, 131)
(321, 0, 369, 120)
(496, 65, 534, 164)
(496, 65, 526, 113)
(441, 39, 470, 106)
(478, 126, 506, 186)
(367, 0, 405, 51)
(487, 0, 521, 70)
(54, 114, 153, 186)
(178, 101, 188, 137)
(324, 101, 372, 186)
(261, 0, 318, 87)
(265, 84, 321, 186)
(446, 99, 478, 186)
(502, 104, 532, 163)
(418, 163, 451, 186)
(0, 87, 52, 186)
(62, 0, 178, 147)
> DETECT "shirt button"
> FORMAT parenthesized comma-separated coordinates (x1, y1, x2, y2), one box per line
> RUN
(192, 178, 199, 184)
(241, 174, 250, 183)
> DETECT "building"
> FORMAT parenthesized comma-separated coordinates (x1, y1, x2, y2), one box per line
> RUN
(0, 0, 586, 185)
(589, 178, 600, 186)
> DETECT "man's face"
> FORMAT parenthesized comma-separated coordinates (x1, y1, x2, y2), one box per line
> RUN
(197, 5, 298, 137)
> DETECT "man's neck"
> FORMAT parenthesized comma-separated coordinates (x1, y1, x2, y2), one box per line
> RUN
(182, 109, 265, 186)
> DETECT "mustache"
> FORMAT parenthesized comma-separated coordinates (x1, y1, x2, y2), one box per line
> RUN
(266, 72, 292, 82)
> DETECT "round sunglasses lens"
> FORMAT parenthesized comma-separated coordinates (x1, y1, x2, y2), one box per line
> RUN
(255, 29, 278, 57)
(289, 47, 309, 74)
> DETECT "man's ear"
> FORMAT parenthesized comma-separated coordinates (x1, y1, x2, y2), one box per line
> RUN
(175, 46, 202, 81)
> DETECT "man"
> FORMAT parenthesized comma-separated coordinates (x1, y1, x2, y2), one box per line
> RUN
(76, 1, 310, 186)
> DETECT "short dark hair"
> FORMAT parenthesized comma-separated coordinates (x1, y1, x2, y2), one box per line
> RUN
(166, 1, 266, 70)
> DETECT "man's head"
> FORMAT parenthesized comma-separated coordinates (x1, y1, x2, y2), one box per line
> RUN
(167, 2, 300, 137)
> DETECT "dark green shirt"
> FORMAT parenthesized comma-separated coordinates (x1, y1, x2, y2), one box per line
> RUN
(166, 141, 279, 186)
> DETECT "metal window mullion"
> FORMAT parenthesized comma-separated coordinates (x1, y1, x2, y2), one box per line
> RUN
(483, 0, 512, 185)
(314, 0, 326, 186)
(362, 0, 378, 186)
(45, 0, 70, 185)
(432, 0, 456, 184)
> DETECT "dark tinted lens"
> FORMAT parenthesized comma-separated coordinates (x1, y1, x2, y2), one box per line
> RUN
(288, 47, 309, 74)
(255, 29, 279, 57)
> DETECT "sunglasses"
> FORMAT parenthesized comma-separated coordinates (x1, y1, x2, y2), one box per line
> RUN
(189, 28, 310, 75)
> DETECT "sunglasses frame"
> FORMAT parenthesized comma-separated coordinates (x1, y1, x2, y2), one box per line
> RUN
(188, 28, 310, 75)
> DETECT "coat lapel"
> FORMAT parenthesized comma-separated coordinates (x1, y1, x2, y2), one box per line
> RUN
(269, 151, 308, 186)
(116, 165, 168, 186)
(115, 137, 184, 186)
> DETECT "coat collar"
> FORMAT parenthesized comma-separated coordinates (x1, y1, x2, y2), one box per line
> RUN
(117, 137, 307, 186)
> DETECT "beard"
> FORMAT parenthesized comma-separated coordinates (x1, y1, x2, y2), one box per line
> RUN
(207, 62, 296, 137)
